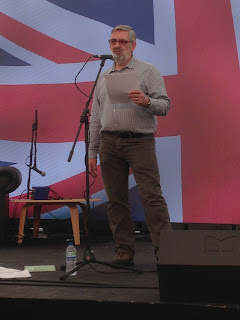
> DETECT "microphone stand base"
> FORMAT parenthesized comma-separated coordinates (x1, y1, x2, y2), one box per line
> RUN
(60, 249, 143, 280)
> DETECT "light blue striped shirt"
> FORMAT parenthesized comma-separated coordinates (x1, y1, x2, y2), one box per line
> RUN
(89, 56, 170, 158)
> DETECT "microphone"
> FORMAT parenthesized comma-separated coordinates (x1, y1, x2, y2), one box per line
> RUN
(27, 165, 46, 176)
(92, 53, 117, 60)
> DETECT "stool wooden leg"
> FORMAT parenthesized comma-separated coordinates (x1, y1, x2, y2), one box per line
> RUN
(18, 204, 29, 245)
(68, 204, 80, 246)
(33, 205, 42, 238)
(79, 203, 88, 236)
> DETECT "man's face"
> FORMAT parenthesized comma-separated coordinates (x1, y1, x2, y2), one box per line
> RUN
(109, 30, 136, 64)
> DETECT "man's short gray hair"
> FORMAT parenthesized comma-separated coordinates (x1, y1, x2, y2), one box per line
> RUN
(111, 25, 136, 42)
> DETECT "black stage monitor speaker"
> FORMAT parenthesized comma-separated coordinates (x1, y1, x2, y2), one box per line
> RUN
(0, 166, 22, 241)
(157, 230, 240, 303)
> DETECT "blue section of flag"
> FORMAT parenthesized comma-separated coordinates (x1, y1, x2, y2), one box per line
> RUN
(0, 48, 30, 66)
(46, 0, 154, 43)
(0, 161, 16, 167)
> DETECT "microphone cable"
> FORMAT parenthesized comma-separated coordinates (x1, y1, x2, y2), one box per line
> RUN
(74, 56, 93, 98)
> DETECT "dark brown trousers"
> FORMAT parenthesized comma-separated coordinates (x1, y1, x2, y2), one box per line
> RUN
(99, 132, 172, 257)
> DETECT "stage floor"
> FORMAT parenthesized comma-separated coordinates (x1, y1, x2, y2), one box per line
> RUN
(0, 235, 158, 301)
(0, 231, 240, 319)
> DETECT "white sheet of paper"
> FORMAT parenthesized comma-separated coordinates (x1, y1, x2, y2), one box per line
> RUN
(105, 73, 138, 104)
(0, 266, 31, 279)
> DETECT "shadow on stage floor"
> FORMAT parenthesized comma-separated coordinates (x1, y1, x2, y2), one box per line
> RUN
(1, 222, 240, 319)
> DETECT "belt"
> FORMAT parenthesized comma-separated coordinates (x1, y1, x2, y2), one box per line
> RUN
(101, 131, 152, 138)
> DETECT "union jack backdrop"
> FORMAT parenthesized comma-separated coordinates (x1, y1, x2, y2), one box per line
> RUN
(1, 0, 240, 224)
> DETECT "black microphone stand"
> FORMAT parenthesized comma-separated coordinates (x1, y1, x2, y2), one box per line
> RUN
(26, 110, 38, 200)
(22, 110, 38, 234)
(60, 59, 142, 280)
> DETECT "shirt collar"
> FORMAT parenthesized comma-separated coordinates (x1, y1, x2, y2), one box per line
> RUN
(108, 56, 136, 74)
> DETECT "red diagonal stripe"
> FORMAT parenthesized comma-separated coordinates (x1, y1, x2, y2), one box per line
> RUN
(0, 12, 92, 63)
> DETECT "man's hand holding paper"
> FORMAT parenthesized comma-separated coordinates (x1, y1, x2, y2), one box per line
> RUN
(105, 72, 138, 104)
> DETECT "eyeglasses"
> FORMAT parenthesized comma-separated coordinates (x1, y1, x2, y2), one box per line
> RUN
(108, 39, 131, 45)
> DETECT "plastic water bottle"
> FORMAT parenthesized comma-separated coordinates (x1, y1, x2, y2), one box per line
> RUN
(65, 241, 77, 276)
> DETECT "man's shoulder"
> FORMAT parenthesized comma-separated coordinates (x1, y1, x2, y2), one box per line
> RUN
(133, 57, 160, 74)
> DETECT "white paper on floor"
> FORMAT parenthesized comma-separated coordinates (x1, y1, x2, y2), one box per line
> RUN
(0, 266, 31, 279)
